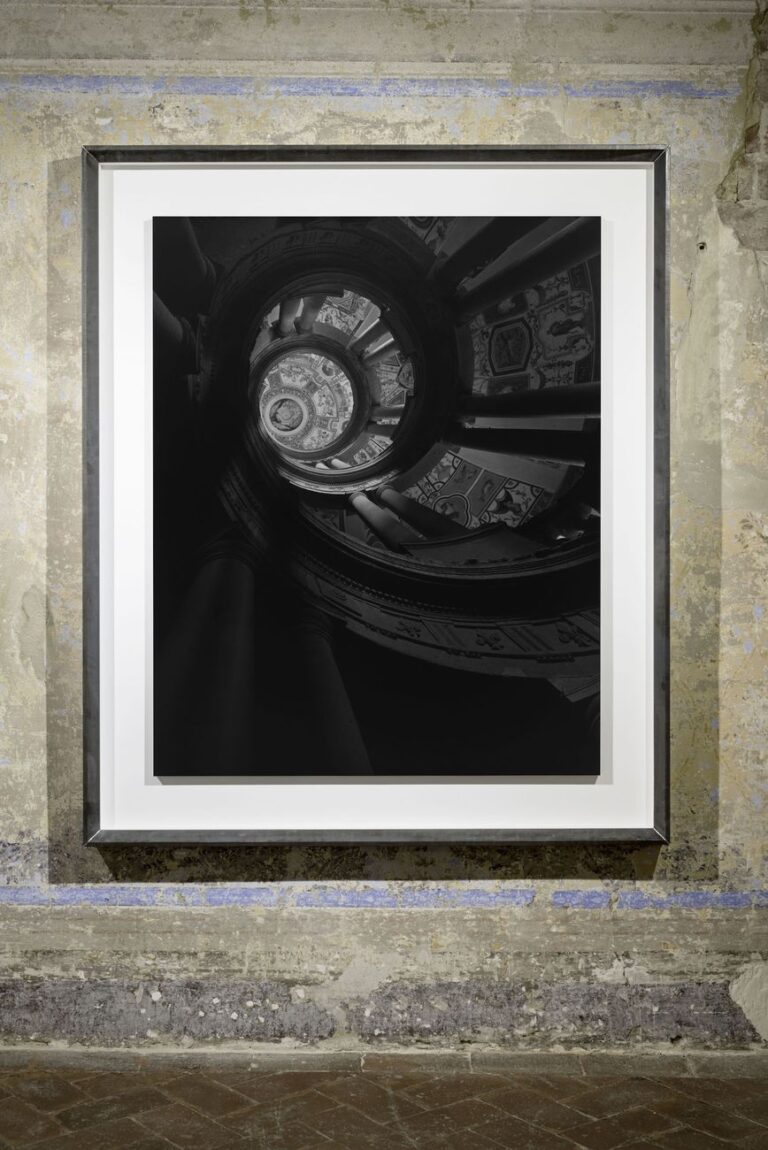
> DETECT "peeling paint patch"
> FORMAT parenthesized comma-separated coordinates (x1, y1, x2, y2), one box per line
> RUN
(294, 883, 535, 908)
(294, 884, 401, 908)
(347, 979, 528, 1042)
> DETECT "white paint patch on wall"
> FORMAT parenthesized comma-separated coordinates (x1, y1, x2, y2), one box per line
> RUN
(731, 962, 768, 1041)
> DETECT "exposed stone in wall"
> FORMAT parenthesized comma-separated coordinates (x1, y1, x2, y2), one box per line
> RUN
(0, 976, 758, 1049)
(0, 979, 335, 1045)
(347, 979, 759, 1047)
(347, 980, 528, 1043)
(537, 983, 758, 1047)
(718, 6, 768, 251)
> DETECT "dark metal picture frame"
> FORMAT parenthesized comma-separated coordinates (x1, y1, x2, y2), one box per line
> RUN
(82, 145, 669, 845)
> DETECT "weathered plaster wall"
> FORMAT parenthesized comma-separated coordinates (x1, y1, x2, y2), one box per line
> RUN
(1, 0, 767, 1053)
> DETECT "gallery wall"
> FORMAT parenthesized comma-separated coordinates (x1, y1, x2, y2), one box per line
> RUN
(0, 0, 767, 1053)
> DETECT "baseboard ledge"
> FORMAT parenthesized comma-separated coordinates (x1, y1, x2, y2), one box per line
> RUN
(0, 1044, 765, 1077)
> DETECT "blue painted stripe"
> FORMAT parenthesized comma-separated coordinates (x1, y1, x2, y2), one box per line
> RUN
(551, 889, 612, 909)
(0, 887, 50, 905)
(0, 74, 256, 96)
(0, 74, 740, 101)
(51, 886, 161, 907)
(0, 883, 535, 909)
(204, 885, 280, 907)
(616, 890, 761, 910)
(1, 885, 766, 910)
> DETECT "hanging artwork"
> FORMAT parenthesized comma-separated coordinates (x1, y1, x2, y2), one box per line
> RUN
(83, 147, 668, 842)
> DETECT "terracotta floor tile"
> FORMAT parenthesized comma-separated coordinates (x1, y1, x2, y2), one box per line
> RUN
(618, 1106, 680, 1138)
(510, 1074, 593, 1102)
(78, 1072, 154, 1099)
(734, 1095, 768, 1125)
(57, 1087, 169, 1131)
(28, 1117, 150, 1150)
(128, 1139, 181, 1150)
(226, 1116, 325, 1150)
(660, 1076, 763, 1106)
(314, 1074, 424, 1124)
(484, 1086, 587, 1130)
(437, 1133, 507, 1150)
(652, 1096, 763, 1140)
(160, 1072, 252, 1116)
(210, 1070, 344, 1102)
(402, 1073, 495, 1110)
(453, 1073, 513, 1096)
(133, 1103, 237, 1149)
(473, 1113, 574, 1149)
(735, 1134, 768, 1150)
(359, 1070, 434, 1092)
(222, 1091, 340, 1136)
(566, 1116, 644, 1150)
(0, 1062, 765, 1150)
(653, 1129, 745, 1150)
(399, 1096, 504, 1141)
(301, 1144, 351, 1150)
(303, 1102, 403, 1147)
(0, 1097, 66, 1146)
(2, 1073, 87, 1113)
(326, 1131, 416, 1150)
(570, 1078, 677, 1119)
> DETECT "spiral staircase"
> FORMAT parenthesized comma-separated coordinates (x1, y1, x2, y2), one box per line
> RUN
(152, 214, 601, 777)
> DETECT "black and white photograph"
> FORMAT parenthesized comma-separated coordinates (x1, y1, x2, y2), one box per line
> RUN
(152, 213, 602, 778)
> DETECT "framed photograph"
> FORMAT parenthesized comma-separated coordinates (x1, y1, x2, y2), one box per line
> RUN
(83, 146, 668, 843)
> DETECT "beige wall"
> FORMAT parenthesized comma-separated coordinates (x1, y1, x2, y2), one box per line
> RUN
(0, 0, 766, 1051)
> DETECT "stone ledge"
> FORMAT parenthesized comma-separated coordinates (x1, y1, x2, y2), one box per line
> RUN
(0, 1044, 767, 1077)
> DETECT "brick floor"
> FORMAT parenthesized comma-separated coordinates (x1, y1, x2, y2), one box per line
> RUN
(0, 1061, 766, 1149)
